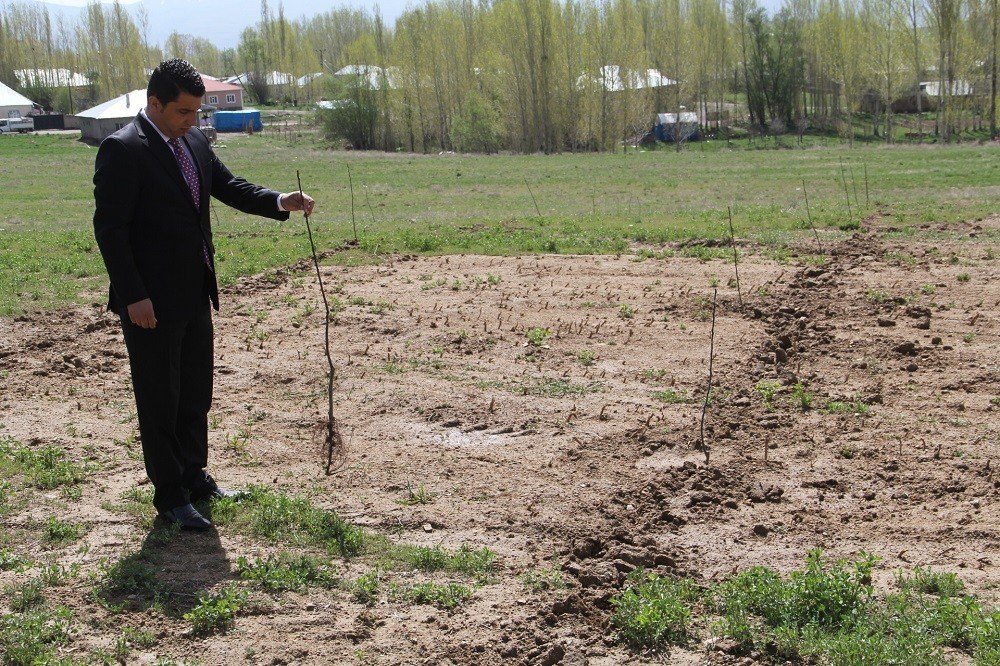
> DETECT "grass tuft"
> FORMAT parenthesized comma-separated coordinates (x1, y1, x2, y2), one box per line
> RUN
(236, 552, 339, 592)
(610, 570, 700, 648)
(183, 584, 248, 636)
(210, 486, 365, 557)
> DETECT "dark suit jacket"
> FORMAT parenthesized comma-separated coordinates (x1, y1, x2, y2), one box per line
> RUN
(93, 113, 289, 321)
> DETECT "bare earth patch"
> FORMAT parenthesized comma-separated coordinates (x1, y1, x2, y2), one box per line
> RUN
(0, 216, 997, 664)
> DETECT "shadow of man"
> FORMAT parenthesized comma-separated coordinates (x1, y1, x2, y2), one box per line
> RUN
(95, 514, 230, 617)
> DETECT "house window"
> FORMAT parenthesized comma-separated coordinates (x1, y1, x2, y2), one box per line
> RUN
(209, 95, 218, 104)
(226, 94, 236, 103)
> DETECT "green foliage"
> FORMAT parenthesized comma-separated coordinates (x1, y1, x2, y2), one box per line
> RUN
(896, 567, 966, 598)
(183, 584, 248, 636)
(716, 550, 876, 636)
(399, 483, 435, 506)
(113, 626, 157, 661)
(865, 289, 890, 303)
(95, 551, 167, 610)
(317, 80, 380, 149)
(526, 327, 551, 346)
(236, 553, 339, 592)
(653, 388, 690, 404)
(755, 380, 781, 408)
(42, 517, 84, 547)
(6, 580, 44, 612)
(352, 570, 382, 605)
(521, 568, 568, 592)
(790, 382, 814, 410)
(610, 571, 700, 648)
(0, 437, 88, 489)
(0, 606, 73, 665)
(0, 549, 30, 572)
(396, 582, 473, 609)
(532, 379, 603, 397)
(577, 349, 596, 366)
(822, 399, 871, 415)
(210, 486, 365, 556)
(977, 610, 1000, 665)
(450, 91, 503, 153)
(390, 544, 497, 580)
(3, 135, 998, 317)
(707, 550, 995, 663)
(618, 304, 636, 319)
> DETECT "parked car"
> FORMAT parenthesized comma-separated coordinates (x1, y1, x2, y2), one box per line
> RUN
(0, 115, 34, 134)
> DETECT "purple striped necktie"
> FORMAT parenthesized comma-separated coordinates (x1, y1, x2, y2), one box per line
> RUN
(167, 137, 213, 272)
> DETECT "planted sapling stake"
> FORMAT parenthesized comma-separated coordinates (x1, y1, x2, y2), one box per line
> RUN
(297, 170, 346, 474)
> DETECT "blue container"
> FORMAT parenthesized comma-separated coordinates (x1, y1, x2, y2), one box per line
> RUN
(213, 110, 263, 133)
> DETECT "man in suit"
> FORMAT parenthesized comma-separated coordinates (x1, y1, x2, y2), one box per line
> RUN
(93, 59, 315, 530)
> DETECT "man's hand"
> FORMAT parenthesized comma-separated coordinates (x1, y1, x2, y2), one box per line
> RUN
(279, 192, 316, 216)
(127, 298, 157, 329)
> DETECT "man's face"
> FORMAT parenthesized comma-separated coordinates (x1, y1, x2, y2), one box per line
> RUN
(147, 91, 202, 138)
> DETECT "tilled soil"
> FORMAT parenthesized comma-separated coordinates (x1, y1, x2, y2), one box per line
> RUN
(1, 216, 997, 665)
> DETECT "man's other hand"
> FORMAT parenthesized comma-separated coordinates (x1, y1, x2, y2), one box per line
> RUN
(279, 192, 316, 216)
(127, 298, 157, 329)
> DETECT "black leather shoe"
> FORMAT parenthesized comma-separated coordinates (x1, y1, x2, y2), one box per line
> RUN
(159, 503, 212, 531)
(187, 474, 239, 502)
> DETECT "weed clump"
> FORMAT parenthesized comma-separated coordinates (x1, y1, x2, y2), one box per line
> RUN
(183, 584, 248, 636)
(0, 437, 89, 489)
(610, 571, 700, 648)
(236, 553, 339, 592)
(211, 486, 365, 557)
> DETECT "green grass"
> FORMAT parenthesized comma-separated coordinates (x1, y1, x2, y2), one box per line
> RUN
(0, 548, 30, 572)
(0, 436, 89, 490)
(42, 517, 84, 547)
(0, 606, 74, 665)
(521, 568, 568, 592)
(387, 544, 497, 580)
(653, 388, 691, 404)
(183, 584, 248, 636)
(235, 552, 339, 592)
(609, 550, 1000, 663)
(394, 582, 473, 609)
(209, 486, 365, 556)
(2, 134, 998, 315)
(896, 567, 967, 598)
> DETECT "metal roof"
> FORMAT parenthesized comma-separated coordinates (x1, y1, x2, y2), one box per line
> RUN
(14, 68, 89, 88)
(0, 80, 34, 108)
(77, 89, 147, 119)
(578, 66, 676, 92)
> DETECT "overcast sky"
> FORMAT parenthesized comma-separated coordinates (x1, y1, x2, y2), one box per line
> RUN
(30, 0, 784, 51)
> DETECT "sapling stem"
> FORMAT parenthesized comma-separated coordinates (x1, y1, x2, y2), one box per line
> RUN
(524, 178, 541, 217)
(864, 163, 870, 207)
(698, 287, 718, 465)
(346, 163, 358, 243)
(297, 170, 345, 474)
(802, 179, 823, 253)
(727, 206, 742, 308)
(839, 160, 853, 225)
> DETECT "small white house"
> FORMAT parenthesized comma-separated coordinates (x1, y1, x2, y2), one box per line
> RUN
(77, 88, 146, 143)
(0, 80, 35, 118)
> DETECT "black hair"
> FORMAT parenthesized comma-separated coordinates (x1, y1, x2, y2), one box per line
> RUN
(147, 58, 205, 104)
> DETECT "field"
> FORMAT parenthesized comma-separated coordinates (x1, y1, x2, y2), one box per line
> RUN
(1, 133, 998, 314)
(0, 133, 999, 664)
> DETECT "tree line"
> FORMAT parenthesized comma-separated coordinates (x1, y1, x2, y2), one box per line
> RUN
(0, 0, 996, 151)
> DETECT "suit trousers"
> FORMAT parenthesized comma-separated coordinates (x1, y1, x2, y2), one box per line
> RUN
(120, 303, 213, 512)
